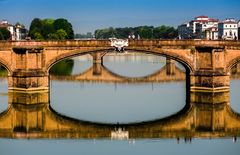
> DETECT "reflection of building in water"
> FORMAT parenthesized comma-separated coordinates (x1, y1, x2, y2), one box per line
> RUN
(0, 91, 239, 139)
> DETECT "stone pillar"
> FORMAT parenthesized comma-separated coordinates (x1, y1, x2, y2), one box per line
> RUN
(8, 70, 49, 92)
(9, 47, 49, 92)
(166, 58, 176, 75)
(92, 62, 102, 75)
(191, 47, 229, 92)
(8, 92, 49, 132)
(9, 91, 49, 105)
(191, 91, 229, 131)
(91, 52, 106, 75)
(91, 52, 103, 64)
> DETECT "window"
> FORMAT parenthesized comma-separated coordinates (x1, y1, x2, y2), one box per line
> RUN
(230, 25, 232, 27)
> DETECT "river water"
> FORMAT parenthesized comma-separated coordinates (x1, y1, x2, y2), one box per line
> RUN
(0, 52, 239, 155)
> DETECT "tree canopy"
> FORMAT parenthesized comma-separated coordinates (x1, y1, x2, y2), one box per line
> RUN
(94, 25, 178, 39)
(0, 28, 11, 40)
(29, 18, 74, 40)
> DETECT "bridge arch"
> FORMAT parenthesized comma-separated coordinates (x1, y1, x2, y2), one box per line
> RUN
(46, 48, 194, 75)
(125, 49, 194, 73)
(226, 56, 240, 74)
(0, 58, 12, 76)
(45, 48, 112, 74)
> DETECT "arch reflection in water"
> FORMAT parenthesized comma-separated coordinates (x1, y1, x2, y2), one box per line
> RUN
(50, 58, 185, 83)
(50, 60, 186, 123)
(0, 91, 240, 140)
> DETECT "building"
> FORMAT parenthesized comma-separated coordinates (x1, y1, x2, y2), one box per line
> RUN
(15, 23, 28, 40)
(0, 20, 16, 40)
(178, 23, 191, 39)
(178, 16, 219, 40)
(205, 26, 218, 40)
(218, 18, 238, 40)
(195, 17, 219, 39)
(0, 20, 27, 40)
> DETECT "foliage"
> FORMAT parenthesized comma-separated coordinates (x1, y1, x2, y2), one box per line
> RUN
(0, 28, 11, 40)
(29, 18, 74, 40)
(49, 59, 74, 76)
(0, 66, 7, 77)
(94, 25, 178, 39)
(53, 18, 74, 39)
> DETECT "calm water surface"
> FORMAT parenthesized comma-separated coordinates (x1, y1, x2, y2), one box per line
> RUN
(0, 53, 240, 155)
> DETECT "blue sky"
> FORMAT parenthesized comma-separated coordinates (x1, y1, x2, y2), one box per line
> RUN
(0, 0, 240, 33)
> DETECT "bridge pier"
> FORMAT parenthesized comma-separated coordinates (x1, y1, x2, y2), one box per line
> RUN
(166, 58, 176, 75)
(91, 52, 107, 75)
(9, 47, 49, 92)
(8, 92, 49, 132)
(92, 62, 102, 75)
(191, 47, 229, 92)
(8, 71, 49, 92)
(91, 52, 105, 64)
(191, 91, 229, 131)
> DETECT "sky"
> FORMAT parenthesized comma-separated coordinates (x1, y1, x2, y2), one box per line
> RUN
(0, 0, 240, 33)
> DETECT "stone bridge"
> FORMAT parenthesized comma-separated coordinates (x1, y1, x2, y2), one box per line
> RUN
(50, 61, 185, 83)
(0, 40, 240, 92)
(0, 91, 239, 139)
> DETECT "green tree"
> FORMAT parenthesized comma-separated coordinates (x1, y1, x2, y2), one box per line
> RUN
(29, 18, 43, 39)
(48, 33, 59, 40)
(138, 26, 154, 39)
(29, 18, 74, 40)
(0, 28, 11, 40)
(55, 29, 68, 40)
(53, 18, 74, 39)
(41, 19, 55, 39)
(33, 32, 44, 40)
(95, 27, 117, 39)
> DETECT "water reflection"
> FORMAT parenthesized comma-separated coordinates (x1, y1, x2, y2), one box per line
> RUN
(50, 62, 185, 83)
(0, 54, 240, 155)
(49, 54, 187, 123)
(0, 91, 239, 140)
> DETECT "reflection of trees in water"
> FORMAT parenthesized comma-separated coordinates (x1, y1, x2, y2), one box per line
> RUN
(0, 65, 7, 77)
(50, 59, 74, 76)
